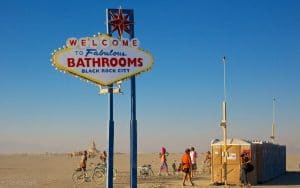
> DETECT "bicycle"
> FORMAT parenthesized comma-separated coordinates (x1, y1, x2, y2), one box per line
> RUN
(72, 167, 105, 185)
(170, 160, 182, 177)
(93, 163, 117, 184)
(198, 161, 211, 176)
(138, 164, 154, 178)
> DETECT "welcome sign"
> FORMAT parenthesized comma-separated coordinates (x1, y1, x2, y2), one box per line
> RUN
(51, 34, 153, 86)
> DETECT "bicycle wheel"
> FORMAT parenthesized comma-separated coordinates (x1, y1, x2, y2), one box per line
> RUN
(102, 168, 117, 180)
(72, 170, 85, 184)
(85, 169, 93, 182)
(93, 168, 105, 185)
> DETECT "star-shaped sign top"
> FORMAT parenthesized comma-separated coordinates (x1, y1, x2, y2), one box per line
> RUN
(108, 8, 134, 38)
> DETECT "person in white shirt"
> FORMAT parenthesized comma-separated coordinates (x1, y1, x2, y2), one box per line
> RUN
(189, 147, 197, 177)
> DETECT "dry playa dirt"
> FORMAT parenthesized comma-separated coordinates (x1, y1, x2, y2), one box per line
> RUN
(0, 153, 299, 188)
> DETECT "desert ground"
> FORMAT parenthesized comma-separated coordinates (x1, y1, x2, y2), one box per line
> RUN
(0, 153, 299, 188)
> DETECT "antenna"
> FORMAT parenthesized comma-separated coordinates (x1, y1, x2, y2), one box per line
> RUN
(270, 97, 276, 143)
(220, 56, 228, 185)
(222, 56, 226, 101)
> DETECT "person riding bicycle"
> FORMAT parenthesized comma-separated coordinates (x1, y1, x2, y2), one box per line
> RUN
(80, 150, 88, 176)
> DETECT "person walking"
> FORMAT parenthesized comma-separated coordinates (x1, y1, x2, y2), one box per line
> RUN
(190, 147, 198, 177)
(203, 151, 212, 174)
(158, 147, 170, 176)
(181, 148, 194, 186)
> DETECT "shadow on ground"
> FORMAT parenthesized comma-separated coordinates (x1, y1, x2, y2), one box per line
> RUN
(262, 171, 300, 186)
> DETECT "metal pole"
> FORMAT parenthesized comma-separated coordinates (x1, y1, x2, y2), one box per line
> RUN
(130, 76, 137, 188)
(107, 85, 114, 188)
(221, 57, 227, 185)
(271, 97, 276, 143)
(106, 8, 136, 187)
(106, 10, 114, 188)
(223, 57, 226, 102)
(129, 10, 137, 188)
(223, 126, 227, 185)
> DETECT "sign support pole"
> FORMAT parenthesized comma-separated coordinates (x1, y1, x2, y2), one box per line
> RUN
(130, 76, 137, 188)
(105, 8, 140, 188)
(129, 11, 137, 188)
(106, 9, 114, 188)
(106, 85, 114, 188)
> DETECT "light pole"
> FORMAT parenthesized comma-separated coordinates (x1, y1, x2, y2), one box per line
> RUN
(220, 56, 228, 185)
(270, 97, 276, 143)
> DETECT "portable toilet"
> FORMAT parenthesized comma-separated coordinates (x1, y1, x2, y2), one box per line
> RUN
(211, 138, 257, 185)
(253, 142, 286, 183)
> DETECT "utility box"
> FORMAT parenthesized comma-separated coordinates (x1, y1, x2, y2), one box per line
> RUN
(211, 138, 257, 185)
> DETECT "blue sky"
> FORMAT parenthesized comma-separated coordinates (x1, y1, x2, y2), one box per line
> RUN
(0, 0, 300, 154)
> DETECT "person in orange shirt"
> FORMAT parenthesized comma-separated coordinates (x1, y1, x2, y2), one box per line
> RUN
(181, 148, 194, 186)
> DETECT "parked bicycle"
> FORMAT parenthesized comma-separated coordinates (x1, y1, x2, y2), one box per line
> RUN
(72, 163, 116, 185)
(72, 167, 105, 185)
(171, 160, 181, 176)
(138, 164, 154, 178)
(93, 163, 117, 184)
(198, 161, 211, 176)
